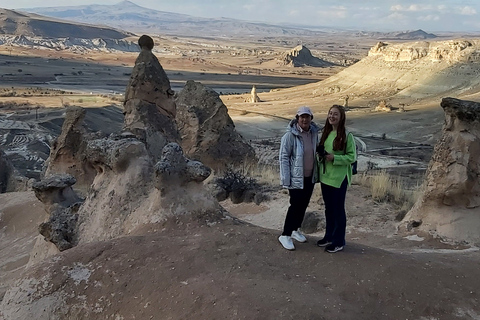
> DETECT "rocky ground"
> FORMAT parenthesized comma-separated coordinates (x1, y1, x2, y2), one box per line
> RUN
(1, 189, 479, 319)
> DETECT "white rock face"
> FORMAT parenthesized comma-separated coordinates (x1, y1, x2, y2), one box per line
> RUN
(0, 35, 139, 53)
(368, 40, 480, 63)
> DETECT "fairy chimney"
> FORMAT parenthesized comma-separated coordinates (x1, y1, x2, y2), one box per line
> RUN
(123, 35, 180, 160)
(402, 97, 480, 244)
(250, 85, 260, 103)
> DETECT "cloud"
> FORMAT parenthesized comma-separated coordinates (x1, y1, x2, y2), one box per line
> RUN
(390, 4, 433, 12)
(417, 15, 440, 22)
(315, 6, 349, 19)
(456, 6, 477, 16)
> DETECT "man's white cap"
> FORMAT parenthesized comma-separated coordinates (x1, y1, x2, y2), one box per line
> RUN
(296, 106, 313, 117)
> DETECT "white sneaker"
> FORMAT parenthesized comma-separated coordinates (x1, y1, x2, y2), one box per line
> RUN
(278, 235, 295, 250)
(291, 230, 307, 243)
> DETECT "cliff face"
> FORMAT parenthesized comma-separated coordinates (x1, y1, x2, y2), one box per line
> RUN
(368, 40, 480, 63)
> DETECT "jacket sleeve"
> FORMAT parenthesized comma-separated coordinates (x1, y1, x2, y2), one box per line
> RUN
(279, 132, 293, 187)
(332, 133, 356, 165)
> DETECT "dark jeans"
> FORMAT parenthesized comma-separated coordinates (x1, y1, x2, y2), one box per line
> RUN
(321, 178, 348, 246)
(282, 177, 315, 236)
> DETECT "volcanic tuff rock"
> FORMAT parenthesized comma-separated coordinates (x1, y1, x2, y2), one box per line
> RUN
(0, 35, 139, 53)
(368, 39, 480, 62)
(43, 106, 98, 194)
(0, 148, 22, 193)
(26, 35, 225, 267)
(402, 97, 480, 245)
(175, 80, 257, 172)
(280, 45, 333, 67)
(31, 174, 83, 252)
(250, 85, 261, 103)
(123, 35, 180, 160)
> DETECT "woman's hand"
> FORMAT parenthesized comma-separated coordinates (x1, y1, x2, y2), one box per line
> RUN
(326, 154, 334, 162)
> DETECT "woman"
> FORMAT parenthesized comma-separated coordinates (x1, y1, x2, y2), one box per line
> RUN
(317, 105, 356, 253)
(278, 106, 320, 251)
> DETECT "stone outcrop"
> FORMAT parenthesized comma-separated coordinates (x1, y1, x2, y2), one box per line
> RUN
(123, 35, 180, 160)
(368, 40, 480, 63)
(27, 36, 225, 266)
(175, 80, 257, 172)
(402, 97, 480, 244)
(375, 100, 392, 112)
(280, 45, 333, 67)
(32, 174, 83, 251)
(0, 149, 20, 193)
(250, 85, 260, 103)
(0, 35, 139, 53)
(43, 106, 97, 193)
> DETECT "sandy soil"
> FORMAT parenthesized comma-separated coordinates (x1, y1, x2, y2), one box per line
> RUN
(1, 189, 479, 319)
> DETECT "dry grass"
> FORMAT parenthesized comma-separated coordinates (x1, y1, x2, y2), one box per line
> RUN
(354, 170, 423, 218)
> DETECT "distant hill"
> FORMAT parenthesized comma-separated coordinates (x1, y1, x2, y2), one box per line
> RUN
(382, 29, 437, 40)
(21, 0, 327, 37)
(355, 29, 437, 40)
(0, 8, 132, 39)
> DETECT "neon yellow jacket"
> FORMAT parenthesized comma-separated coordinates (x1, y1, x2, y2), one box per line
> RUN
(318, 131, 356, 188)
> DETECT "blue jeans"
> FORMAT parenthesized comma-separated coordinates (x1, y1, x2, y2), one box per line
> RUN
(282, 177, 315, 236)
(321, 178, 348, 246)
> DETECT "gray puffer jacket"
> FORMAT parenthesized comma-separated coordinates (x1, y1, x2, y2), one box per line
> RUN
(279, 119, 320, 189)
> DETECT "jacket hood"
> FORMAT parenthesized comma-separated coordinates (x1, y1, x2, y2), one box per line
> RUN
(287, 119, 320, 135)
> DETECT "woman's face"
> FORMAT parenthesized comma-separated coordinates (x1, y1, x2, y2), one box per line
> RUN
(328, 107, 341, 128)
(298, 114, 312, 131)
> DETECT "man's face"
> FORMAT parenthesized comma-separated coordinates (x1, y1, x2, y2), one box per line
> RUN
(298, 114, 312, 131)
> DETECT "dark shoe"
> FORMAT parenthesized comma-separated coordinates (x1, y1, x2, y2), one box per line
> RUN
(325, 244, 344, 253)
(316, 238, 332, 247)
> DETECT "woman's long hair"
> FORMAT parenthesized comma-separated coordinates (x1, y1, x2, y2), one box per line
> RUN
(320, 105, 347, 151)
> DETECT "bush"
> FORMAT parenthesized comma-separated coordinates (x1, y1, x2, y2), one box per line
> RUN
(215, 169, 257, 194)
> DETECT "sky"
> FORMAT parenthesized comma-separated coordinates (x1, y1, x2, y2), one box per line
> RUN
(2, 0, 480, 32)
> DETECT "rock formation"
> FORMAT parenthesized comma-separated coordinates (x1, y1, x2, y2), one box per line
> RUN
(375, 100, 392, 112)
(402, 97, 480, 244)
(32, 174, 83, 251)
(0, 149, 20, 193)
(43, 106, 97, 194)
(250, 85, 261, 103)
(123, 35, 180, 160)
(368, 40, 479, 63)
(280, 45, 332, 67)
(27, 36, 225, 266)
(175, 80, 257, 172)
